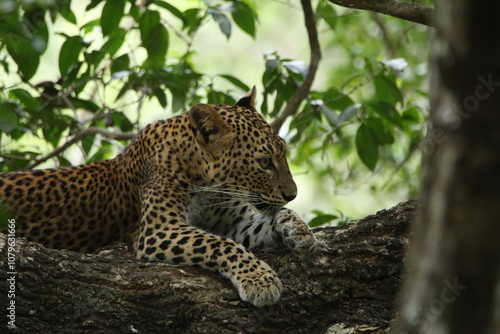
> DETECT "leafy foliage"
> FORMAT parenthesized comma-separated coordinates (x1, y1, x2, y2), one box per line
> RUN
(0, 0, 430, 224)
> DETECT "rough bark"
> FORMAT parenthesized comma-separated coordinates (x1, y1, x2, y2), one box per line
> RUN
(327, 0, 435, 27)
(1, 200, 416, 333)
(395, 1, 500, 333)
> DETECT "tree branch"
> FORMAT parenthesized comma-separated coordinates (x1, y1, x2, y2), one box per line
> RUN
(25, 127, 136, 170)
(1, 200, 417, 333)
(328, 0, 435, 27)
(271, 0, 322, 133)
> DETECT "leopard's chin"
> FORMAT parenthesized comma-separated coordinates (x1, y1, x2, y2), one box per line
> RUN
(254, 203, 281, 216)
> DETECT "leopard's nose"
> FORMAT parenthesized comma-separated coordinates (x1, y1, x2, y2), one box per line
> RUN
(282, 192, 297, 202)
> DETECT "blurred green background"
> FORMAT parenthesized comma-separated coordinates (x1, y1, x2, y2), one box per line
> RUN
(0, 0, 432, 224)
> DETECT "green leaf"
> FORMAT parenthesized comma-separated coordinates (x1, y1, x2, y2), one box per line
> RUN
(317, 0, 337, 31)
(182, 8, 202, 34)
(265, 58, 280, 73)
(153, 87, 167, 108)
(140, 10, 169, 66)
(369, 102, 403, 128)
(112, 113, 134, 132)
(84, 50, 106, 70)
(338, 104, 359, 124)
(355, 123, 379, 170)
(57, 156, 73, 167)
(87, 140, 113, 163)
(102, 28, 126, 56)
(23, 9, 49, 54)
(59, 36, 83, 76)
(231, 2, 257, 38)
(140, 10, 161, 39)
(6, 34, 40, 80)
(9, 88, 39, 111)
(82, 18, 100, 34)
(219, 74, 250, 91)
(0, 103, 19, 134)
(111, 54, 130, 73)
(82, 134, 95, 156)
(59, 6, 77, 25)
(322, 87, 355, 112)
(321, 106, 339, 127)
(0, 0, 18, 15)
(70, 99, 100, 113)
(209, 9, 232, 39)
(153, 1, 186, 23)
(365, 117, 394, 145)
(101, 0, 125, 37)
(283, 60, 308, 80)
(309, 213, 338, 227)
(146, 25, 169, 66)
(374, 74, 403, 106)
(86, 0, 104, 11)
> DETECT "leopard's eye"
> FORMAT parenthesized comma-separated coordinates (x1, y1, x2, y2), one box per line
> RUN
(257, 158, 274, 170)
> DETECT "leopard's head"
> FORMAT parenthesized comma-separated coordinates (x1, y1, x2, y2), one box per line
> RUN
(189, 87, 297, 214)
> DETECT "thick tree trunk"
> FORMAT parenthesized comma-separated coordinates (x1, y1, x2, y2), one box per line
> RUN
(395, 1, 500, 333)
(1, 200, 416, 333)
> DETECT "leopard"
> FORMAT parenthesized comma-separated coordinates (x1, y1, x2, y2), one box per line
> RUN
(0, 87, 316, 307)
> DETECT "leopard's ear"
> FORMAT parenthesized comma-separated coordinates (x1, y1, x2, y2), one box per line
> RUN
(189, 104, 231, 145)
(235, 86, 256, 108)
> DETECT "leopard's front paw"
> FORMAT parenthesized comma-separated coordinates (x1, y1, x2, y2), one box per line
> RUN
(276, 209, 317, 258)
(232, 261, 283, 307)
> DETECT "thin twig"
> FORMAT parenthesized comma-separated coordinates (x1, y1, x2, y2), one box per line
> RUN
(24, 127, 136, 170)
(0, 153, 31, 161)
(271, 0, 322, 133)
(370, 12, 397, 57)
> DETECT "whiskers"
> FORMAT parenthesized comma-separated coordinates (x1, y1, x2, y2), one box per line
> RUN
(182, 182, 279, 217)
(185, 182, 259, 210)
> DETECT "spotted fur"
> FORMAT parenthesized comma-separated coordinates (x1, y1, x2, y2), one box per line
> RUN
(0, 88, 316, 306)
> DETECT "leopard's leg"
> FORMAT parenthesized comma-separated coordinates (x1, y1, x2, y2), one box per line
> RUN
(135, 196, 283, 307)
(193, 200, 317, 257)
